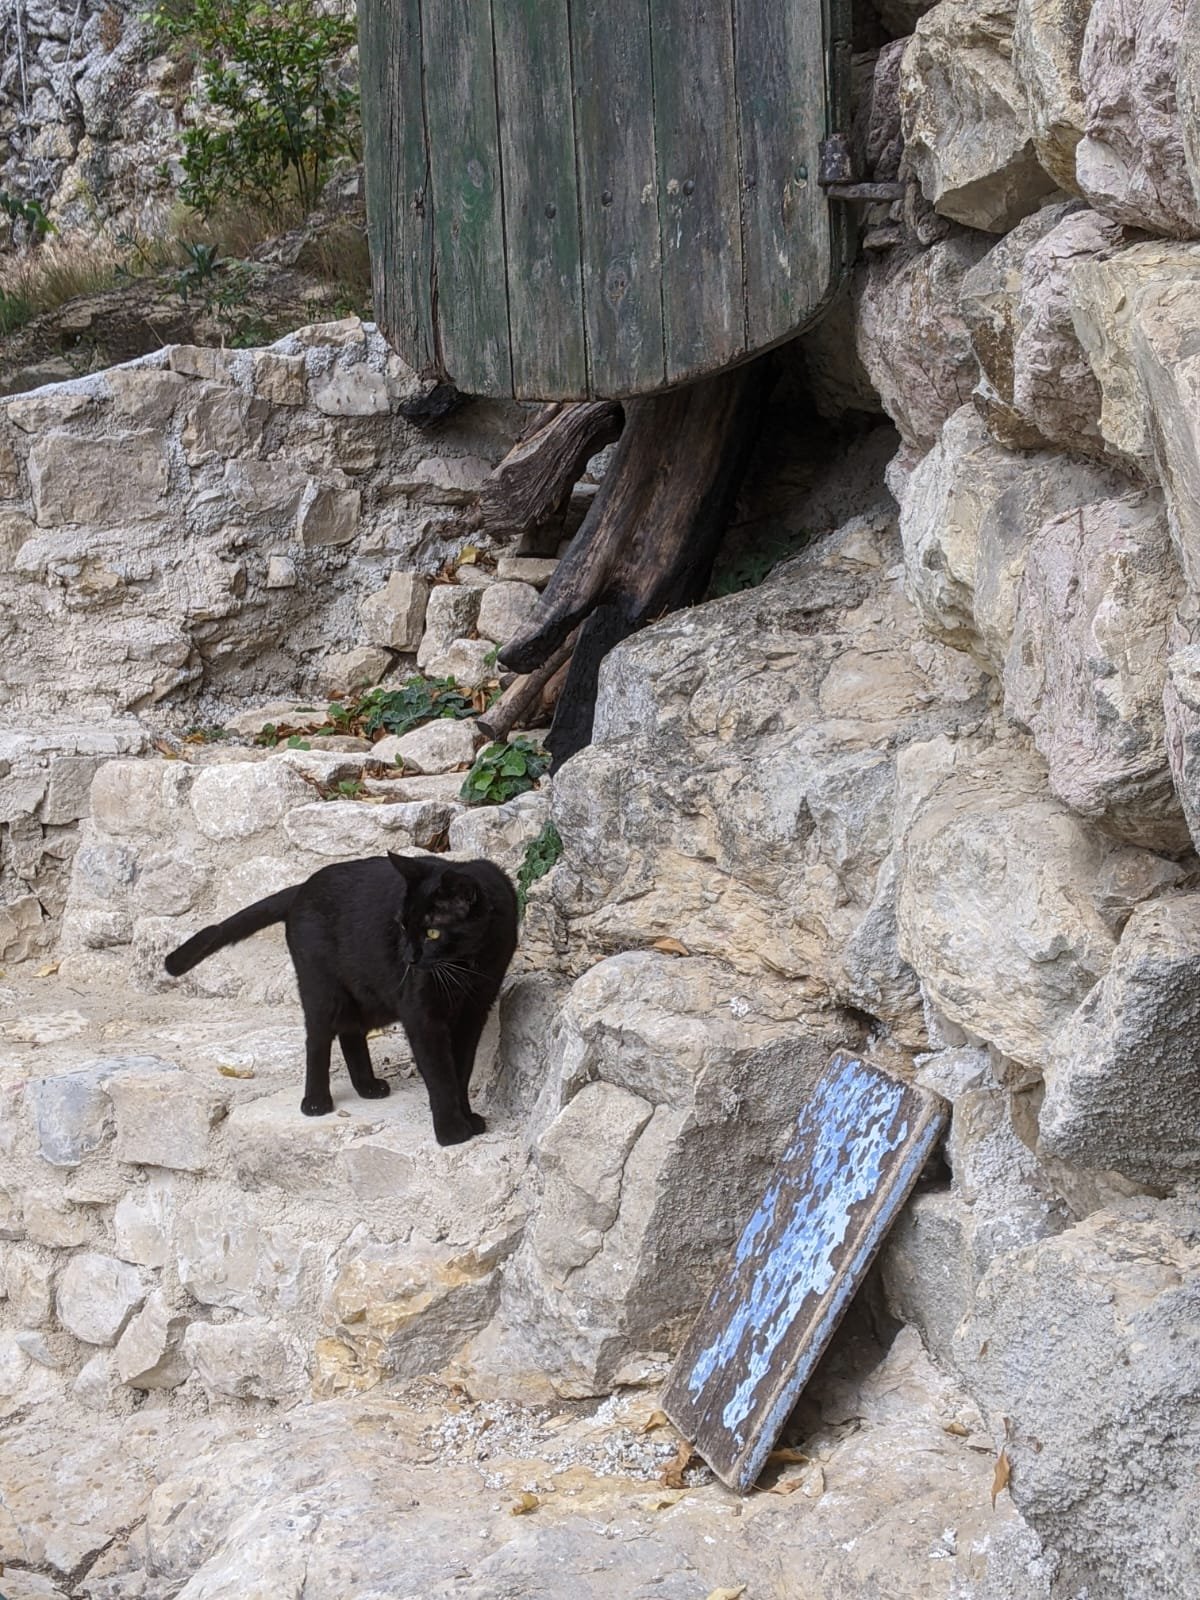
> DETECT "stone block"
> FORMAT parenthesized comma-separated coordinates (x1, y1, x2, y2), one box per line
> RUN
(91, 759, 187, 837)
(1077, 0, 1200, 237)
(1041, 893, 1200, 1185)
(0, 895, 44, 962)
(6, 1250, 56, 1327)
(495, 555, 559, 587)
(21, 1197, 90, 1248)
(56, 1251, 145, 1345)
(181, 385, 268, 465)
(113, 1180, 174, 1268)
(115, 1291, 189, 1389)
(1130, 275, 1200, 592)
(109, 1068, 228, 1172)
(183, 1317, 306, 1401)
(880, 1189, 975, 1371)
(250, 351, 306, 406)
(189, 760, 310, 841)
(359, 571, 430, 652)
(5, 388, 96, 432)
(28, 430, 168, 527)
(224, 457, 308, 514)
(319, 645, 392, 696)
(266, 554, 297, 588)
(1004, 489, 1187, 850)
(310, 363, 391, 416)
(131, 852, 210, 917)
(394, 454, 492, 504)
(1013, 0, 1093, 191)
(420, 638, 495, 692)
(297, 483, 361, 547)
(476, 581, 540, 646)
(374, 717, 477, 775)
(901, 0, 1058, 232)
(106, 365, 188, 425)
(169, 345, 240, 382)
(42, 755, 102, 825)
(416, 586, 481, 668)
(0, 507, 35, 570)
(175, 1202, 315, 1316)
(283, 799, 454, 856)
(32, 1064, 113, 1167)
(447, 790, 552, 877)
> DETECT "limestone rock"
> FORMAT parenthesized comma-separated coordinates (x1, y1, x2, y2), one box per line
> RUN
(895, 738, 1184, 1069)
(482, 952, 849, 1395)
(960, 199, 1087, 450)
(898, 405, 1128, 669)
(109, 1066, 228, 1172)
(310, 364, 390, 416)
(189, 760, 310, 842)
(359, 571, 430, 652)
(283, 799, 453, 855)
(318, 1240, 501, 1391)
(250, 351, 307, 406)
(1070, 239, 1200, 465)
(1014, 0, 1093, 190)
(115, 1291, 189, 1389)
(1130, 273, 1200, 590)
(297, 482, 360, 547)
(27, 430, 168, 526)
(448, 789, 552, 877)
(6, 1250, 56, 1327)
(374, 717, 478, 775)
(181, 386, 268, 465)
(476, 581, 540, 646)
(881, 1188, 976, 1369)
(417, 586, 481, 669)
(957, 1199, 1200, 1598)
(495, 555, 559, 587)
(421, 637, 496, 691)
(1077, 0, 1200, 237)
(175, 1201, 332, 1317)
(857, 235, 990, 450)
(901, 0, 1058, 232)
(947, 1088, 1072, 1267)
(1181, 0, 1200, 208)
(1164, 639, 1200, 848)
(31, 1063, 113, 1167)
(56, 1251, 145, 1345)
(1004, 489, 1188, 848)
(1041, 894, 1200, 1184)
(113, 1181, 174, 1269)
(319, 645, 393, 696)
(184, 1317, 307, 1401)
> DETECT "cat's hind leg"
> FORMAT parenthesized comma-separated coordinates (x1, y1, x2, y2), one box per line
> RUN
(339, 1030, 391, 1101)
(300, 1026, 336, 1117)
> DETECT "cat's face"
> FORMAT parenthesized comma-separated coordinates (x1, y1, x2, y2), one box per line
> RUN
(396, 870, 485, 971)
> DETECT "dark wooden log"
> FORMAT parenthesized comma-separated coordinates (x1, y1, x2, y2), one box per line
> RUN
(499, 357, 775, 683)
(543, 604, 640, 770)
(480, 400, 623, 535)
(475, 631, 578, 743)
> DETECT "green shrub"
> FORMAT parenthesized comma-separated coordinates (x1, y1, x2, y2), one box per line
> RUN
(334, 678, 475, 742)
(516, 821, 563, 914)
(148, 0, 360, 218)
(460, 738, 550, 808)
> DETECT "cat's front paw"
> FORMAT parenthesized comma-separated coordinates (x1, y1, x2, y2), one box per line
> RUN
(466, 1110, 487, 1134)
(356, 1078, 391, 1100)
(300, 1094, 334, 1117)
(434, 1117, 476, 1146)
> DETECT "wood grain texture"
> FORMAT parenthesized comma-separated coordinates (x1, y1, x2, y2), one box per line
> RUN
(479, 400, 623, 533)
(571, 0, 667, 395)
(357, 0, 435, 373)
(734, 0, 831, 347)
(419, 0, 512, 394)
(662, 1051, 948, 1493)
(649, 0, 745, 384)
(493, 0, 588, 398)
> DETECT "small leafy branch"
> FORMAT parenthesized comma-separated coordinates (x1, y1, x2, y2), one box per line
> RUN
(0, 188, 54, 243)
(516, 821, 563, 914)
(460, 738, 550, 808)
(253, 676, 479, 748)
(147, 0, 360, 218)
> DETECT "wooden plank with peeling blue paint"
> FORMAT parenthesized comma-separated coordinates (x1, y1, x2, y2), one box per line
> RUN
(661, 1051, 947, 1493)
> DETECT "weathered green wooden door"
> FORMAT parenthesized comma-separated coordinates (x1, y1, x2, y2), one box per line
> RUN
(358, 0, 851, 401)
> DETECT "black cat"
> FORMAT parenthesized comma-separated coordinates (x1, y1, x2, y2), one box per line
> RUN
(163, 852, 518, 1145)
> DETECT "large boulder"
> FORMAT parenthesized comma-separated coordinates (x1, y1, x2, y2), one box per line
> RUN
(529, 510, 989, 1040)
(1076, 0, 1200, 237)
(1013, 0, 1093, 191)
(901, 0, 1059, 232)
(856, 236, 991, 450)
(895, 738, 1184, 1070)
(898, 405, 1128, 670)
(1130, 273, 1200, 591)
(1040, 894, 1200, 1185)
(956, 1199, 1200, 1598)
(1004, 489, 1188, 849)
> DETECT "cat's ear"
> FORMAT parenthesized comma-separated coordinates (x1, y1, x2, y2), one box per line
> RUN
(387, 851, 417, 879)
(441, 870, 482, 912)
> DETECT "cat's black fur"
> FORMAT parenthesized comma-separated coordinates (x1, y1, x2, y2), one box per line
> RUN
(163, 852, 518, 1145)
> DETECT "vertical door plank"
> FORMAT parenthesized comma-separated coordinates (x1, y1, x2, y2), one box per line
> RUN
(571, 0, 666, 396)
(649, 0, 746, 385)
(357, 0, 435, 374)
(493, 0, 587, 399)
(734, 0, 832, 347)
(420, 0, 512, 395)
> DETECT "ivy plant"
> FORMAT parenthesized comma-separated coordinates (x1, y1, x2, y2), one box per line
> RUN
(515, 821, 563, 914)
(459, 738, 550, 808)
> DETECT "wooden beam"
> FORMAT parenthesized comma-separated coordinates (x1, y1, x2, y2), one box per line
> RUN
(499, 356, 775, 680)
(480, 400, 623, 535)
(475, 630, 579, 743)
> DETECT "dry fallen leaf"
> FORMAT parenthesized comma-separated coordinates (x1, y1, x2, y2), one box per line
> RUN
(767, 1447, 810, 1464)
(647, 1491, 682, 1511)
(659, 1439, 695, 1489)
(216, 1062, 255, 1080)
(640, 1409, 670, 1435)
(991, 1449, 1011, 1508)
(943, 1421, 970, 1438)
(35, 962, 60, 978)
(706, 1587, 747, 1600)
(768, 1478, 802, 1496)
(457, 545, 480, 566)
(651, 937, 690, 956)
(510, 1491, 540, 1516)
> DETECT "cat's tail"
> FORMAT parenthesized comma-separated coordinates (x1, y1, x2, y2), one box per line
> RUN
(163, 886, 300, 977)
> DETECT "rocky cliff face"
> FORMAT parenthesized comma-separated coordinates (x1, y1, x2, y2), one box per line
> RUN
(3, 0, 1200, 1595)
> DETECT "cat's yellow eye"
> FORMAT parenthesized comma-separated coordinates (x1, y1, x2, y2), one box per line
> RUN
(425, 928, 441, 940)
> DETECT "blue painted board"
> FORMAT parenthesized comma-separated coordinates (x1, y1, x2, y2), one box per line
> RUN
(661, 1050, 947, 1492)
